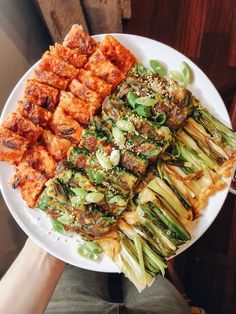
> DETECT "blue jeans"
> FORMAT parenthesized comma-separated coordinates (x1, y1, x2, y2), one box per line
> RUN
(46, 265, 191, 314)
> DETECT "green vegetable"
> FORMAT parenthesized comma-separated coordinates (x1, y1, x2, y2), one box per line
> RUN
(96, 150, 113, 170)
(127, 91, 138, 108)
(77, 241, 102, 261)
(181, 61, 192, 85)
(86, 192, 104, 203)
(86, 169, 104, 184)
(150, 60, 166, 76)
(143, 148, 161, 159)
(112, 127, 126, 146)
(136, 105, 151, 117)
(70, 188, 87, 205)
(85, 241, 103, 254)
(110, 149, 120, 167)
(51, 219, 65, 234)
(108, 195, 127, 206)
(170, 61, 192, 87)
(135, 97, 157, 107)
(57, 213, 74, 225)
(77, 245, 90, 258)
(147, 177, 190, 220)
(155, 111, 166, 126)
(116, 119, 135, 133)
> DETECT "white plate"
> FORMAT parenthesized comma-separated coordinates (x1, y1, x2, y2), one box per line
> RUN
(0, 34, 231, 272)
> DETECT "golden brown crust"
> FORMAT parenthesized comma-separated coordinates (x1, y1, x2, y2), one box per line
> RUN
(16, 100, 52, 128)
(49, 107, 84, 144)
(22, 144, 57, 178)
(41, 129, 72, 161)
(58, 91, 94, 125)
(24, 80, 59, 112)
(100, 35, 137, 73)
(33, 68, 69, 90)
(85, 49, 125, 88)
(63, 24, 97, 54)
(69, 79, 101, 110)
(2, 112, 42, 145)
(50, 43, 87, 68)
(77, 68, 112, 99)
(10, 162, 47, 208)
(0, 126, 28, 164)
(39, 51, 78, 79)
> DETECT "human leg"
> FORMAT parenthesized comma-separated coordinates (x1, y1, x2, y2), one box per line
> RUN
(46, 265, 111, 314)
(122, 274, 191, 314)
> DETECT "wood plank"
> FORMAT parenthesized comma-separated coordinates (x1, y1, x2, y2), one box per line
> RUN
(174, 0, 208, 58)
(35, 0, 88, 43)
(227, 2, 236, 66)
(82, 0, 122, 34)
(120, 0, 131, 19)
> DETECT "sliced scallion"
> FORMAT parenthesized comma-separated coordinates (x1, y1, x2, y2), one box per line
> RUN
(136, 105, 151, 117)
(155, 111, 166, 126)
(86, 192, 104, 204)
(57, 213, 74, 225)
(86, 169, 104, 184)
(127, 91, 138, 108)
(112, 127, 126, 147)
(116, 119, 135, 133)
(96, 150, 113, 170)
(51, 219, 65, 234)
(135, 97, 157, 107)
(150, 60, 166, 76)
(110, 149, 121, 167)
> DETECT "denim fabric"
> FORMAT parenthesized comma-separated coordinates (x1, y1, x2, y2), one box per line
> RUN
(46, 265, 191, 314)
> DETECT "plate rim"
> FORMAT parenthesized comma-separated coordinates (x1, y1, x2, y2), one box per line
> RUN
(0, 33, 231, 272)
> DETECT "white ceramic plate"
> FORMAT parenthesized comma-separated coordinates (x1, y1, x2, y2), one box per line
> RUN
(0, 34, 231, 272)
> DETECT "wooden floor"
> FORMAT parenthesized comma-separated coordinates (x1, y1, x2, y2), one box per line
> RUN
(123, 1, 236, 313)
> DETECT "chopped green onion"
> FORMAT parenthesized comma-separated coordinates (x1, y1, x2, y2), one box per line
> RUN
(57, 213, 74, 225)
(127, 91, 138, 108)
(86, 192, 104, 204)
(85, 241, 103, 254)
(86, 169, 104, 184)
(71, 187, 87, 197)
(108, 195, 127, 206)
(143, 148, 161, 159)
(70, 188, 87, 205)
(96, 150, 113, 170)
(77, 246, 90, 258)
(112, 127, 126, 146)
(181, 61, 192, 85)
(155, 111, 166, 126)
(110, 149, 121, 167)
(150, 60, 166, 76)
(136, 105, 151, 117)
(169, 70, 185, 86)
(116, 119, 135, 133)
(88, 252, 99, 260)
(135, 97, 157, 107)
(51, 219, 65, 234)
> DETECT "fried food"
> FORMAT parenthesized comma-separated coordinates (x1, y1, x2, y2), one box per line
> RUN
(77, 69, 112, 99)
(2, 112, 42, 145)
(41, 129, 72, 161)
(22, 144, 57, 178)
(84, 49, 125, 88)
(63, 24, 97, 55)
(49, 107, 84, 144)
(0, 126, 28, 164)
(100, 35, 137, 73)
(10, 162, 47, 208)
(24, 79, 59, 111)
(58, 91, 94, 125)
